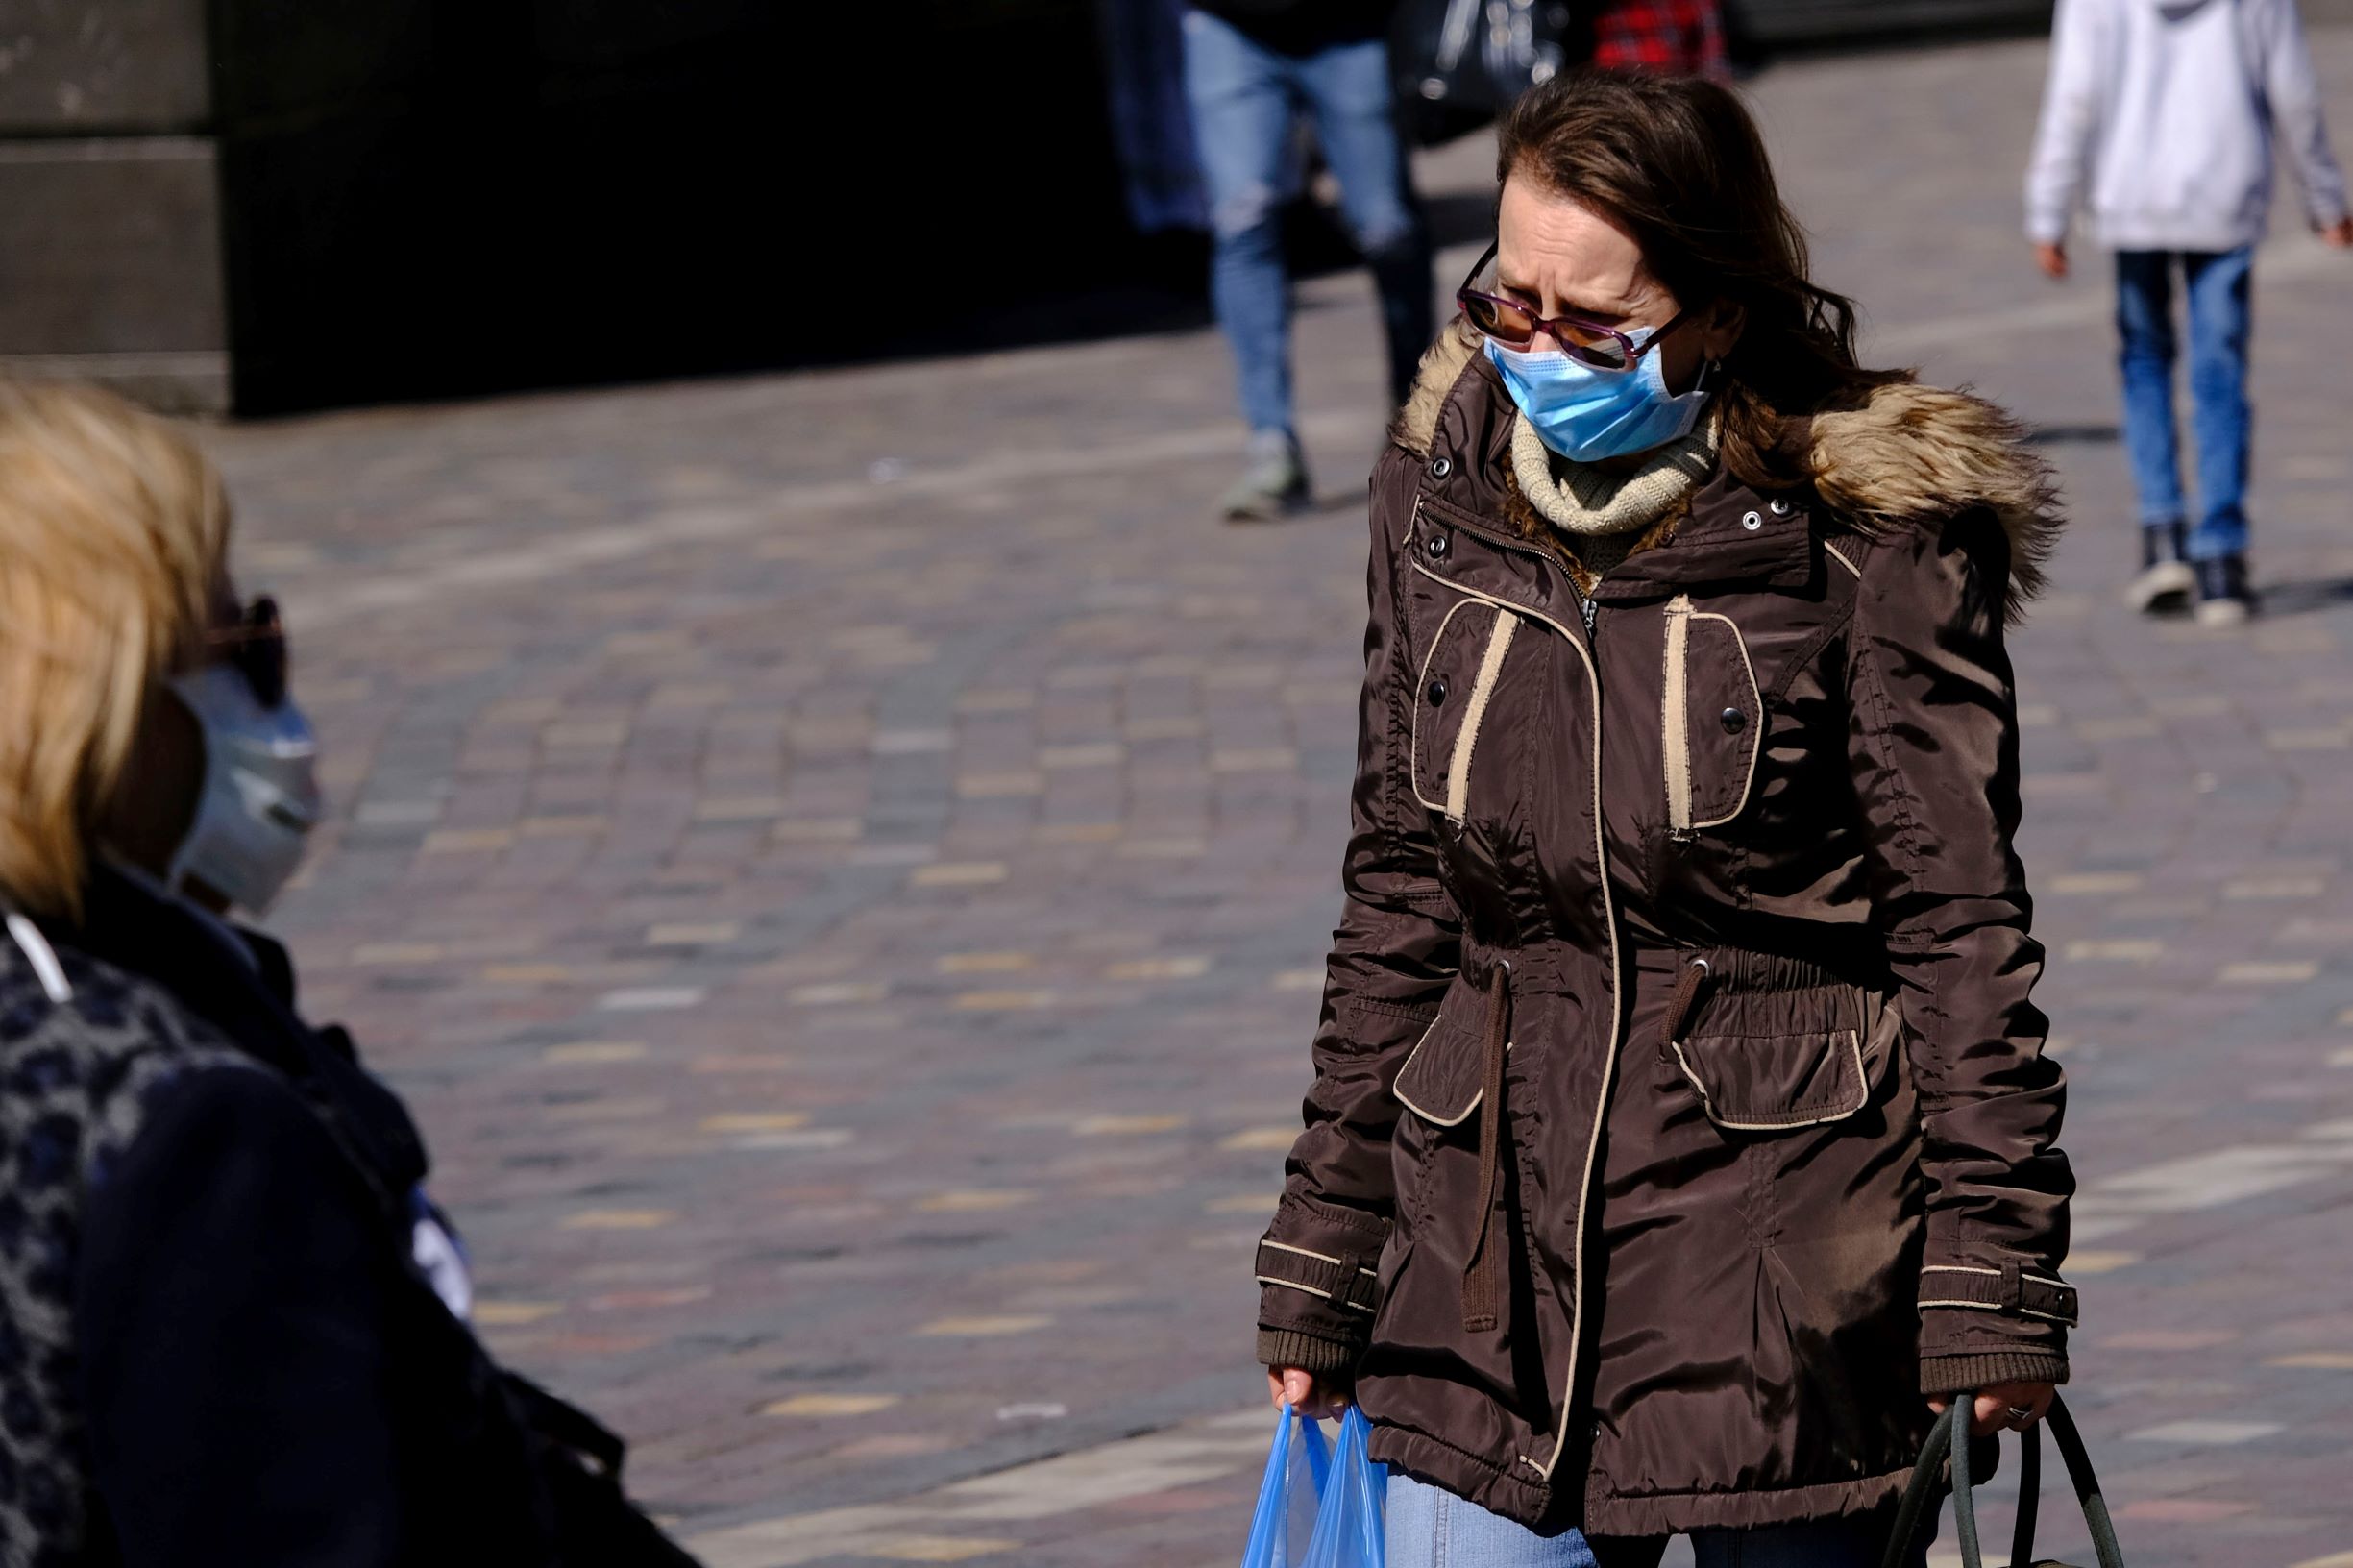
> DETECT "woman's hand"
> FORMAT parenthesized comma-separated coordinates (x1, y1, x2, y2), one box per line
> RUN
(1929, 1379, 2056, 1437)
(1266, 1366, 1353, 1421)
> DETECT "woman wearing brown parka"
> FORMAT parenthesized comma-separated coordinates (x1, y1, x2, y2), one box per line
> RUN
(1254, 73, 2077, 1567)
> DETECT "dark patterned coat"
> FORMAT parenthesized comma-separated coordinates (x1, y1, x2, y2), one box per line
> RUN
(0, 870, 687, 1567)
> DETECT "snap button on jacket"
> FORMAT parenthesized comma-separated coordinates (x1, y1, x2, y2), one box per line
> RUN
(1254, 323, 2076, 1535)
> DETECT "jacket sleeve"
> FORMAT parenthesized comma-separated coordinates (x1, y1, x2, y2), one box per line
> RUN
(2022, 0, 2101, 245)
(76, 1064, 404, 1567)
(1844, 513, 2076, 1397)
(2252, 0, 2351, 228)
(1256, 461, 1462, 1378)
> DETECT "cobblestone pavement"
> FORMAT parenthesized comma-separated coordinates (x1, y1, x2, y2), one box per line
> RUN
(199, 26, 2353, 1568)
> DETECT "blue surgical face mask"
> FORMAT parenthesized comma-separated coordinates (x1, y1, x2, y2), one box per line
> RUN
(1484, 331, 1712, 463)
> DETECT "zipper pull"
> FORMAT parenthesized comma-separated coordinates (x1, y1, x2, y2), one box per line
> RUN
(1582, 595, 1599, 636)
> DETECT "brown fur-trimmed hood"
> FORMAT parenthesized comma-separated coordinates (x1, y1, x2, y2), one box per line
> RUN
(1390, 319, 2063, 612)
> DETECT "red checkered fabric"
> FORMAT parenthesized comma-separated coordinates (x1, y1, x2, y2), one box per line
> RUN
(1589, 0, 1729, 79)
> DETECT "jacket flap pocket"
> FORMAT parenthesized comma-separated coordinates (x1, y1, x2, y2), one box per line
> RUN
(1681, 611, 1761, 826)
(1663, 598, 1763, 833)
(1391, 983, 1496, 1128)
(1410, 599, 1519, 823)
(1668, 987, 1872, 1131)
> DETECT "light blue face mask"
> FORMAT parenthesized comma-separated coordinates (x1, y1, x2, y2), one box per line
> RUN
(1485, 331, 1713, 463)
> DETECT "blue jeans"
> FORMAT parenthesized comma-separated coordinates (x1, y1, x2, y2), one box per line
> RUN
(1179, 8, 1434, 440)
(1385, 1472, 1929, 1568)
(2114, 247, 2254, 561)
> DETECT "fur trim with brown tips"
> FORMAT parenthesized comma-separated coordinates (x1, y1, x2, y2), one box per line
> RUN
(1807, 382, 2062, 619)
(1501, 463, 1549, 544)
(1391, 317, 1483, 458)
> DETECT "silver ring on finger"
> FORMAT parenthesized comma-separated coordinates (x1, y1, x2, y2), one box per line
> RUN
(2005, 1405, 2038, 1430)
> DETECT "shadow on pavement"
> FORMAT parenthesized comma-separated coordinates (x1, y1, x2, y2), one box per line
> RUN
(2025, 423, 2122, 446)
(2253, 576, 2353, 617)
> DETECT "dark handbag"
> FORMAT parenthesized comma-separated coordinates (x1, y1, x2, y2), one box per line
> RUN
(498, 1372, 699, 1566)
(1883, 1393, 2127, 1568)
(1388, 0, 1576, 145)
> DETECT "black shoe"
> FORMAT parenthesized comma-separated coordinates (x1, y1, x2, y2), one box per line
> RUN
(2126, 521, 2194, 614)
(1220, 430, 1312, 522)
(2193, 554, 2253, 626)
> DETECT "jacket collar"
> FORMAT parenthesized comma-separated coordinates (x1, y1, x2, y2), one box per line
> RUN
(53, 867, 430, 1202)
(1394, 331, 1817, 598)
(1586, 470, 1817, 600)
(1392, 317, 2063, 616)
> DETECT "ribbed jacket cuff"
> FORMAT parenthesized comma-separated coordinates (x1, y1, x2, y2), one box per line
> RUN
(1258, 1327, 1362, 1378)
(1919, 1351, 2070, 1396)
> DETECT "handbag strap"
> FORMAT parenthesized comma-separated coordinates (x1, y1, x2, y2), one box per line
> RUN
(2046, 1395, 2127, 1568)
(1881, 1392, 2128, 1568)
(1950, 1400, 1985, 1566)
(2011, 1422, 2041, 1568)
(1881, 1401, 1954, 1568)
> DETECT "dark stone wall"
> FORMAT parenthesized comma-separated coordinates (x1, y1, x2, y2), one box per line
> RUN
(211, 0, 1134, 410)
(0, 0, 1138, 412)
(0, 0, 210, 132)
(0, 139, 226, 353)
(0, 0, 228, 410)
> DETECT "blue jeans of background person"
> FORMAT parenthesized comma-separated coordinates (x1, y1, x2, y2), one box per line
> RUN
(2114, 247, 2254, 561)
(1385, 1471, 1930, 1568)
(1179, 7, 1434, 441)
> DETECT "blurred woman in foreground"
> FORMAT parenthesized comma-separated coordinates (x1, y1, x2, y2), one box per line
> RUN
(0, 380, 692, 1566)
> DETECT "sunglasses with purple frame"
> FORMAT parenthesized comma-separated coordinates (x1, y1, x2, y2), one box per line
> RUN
(1456, 242, 1691, 372)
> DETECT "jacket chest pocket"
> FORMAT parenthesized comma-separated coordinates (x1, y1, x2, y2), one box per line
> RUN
(1662, 594, 1762, 836)
(1411, 598, 1528, 827)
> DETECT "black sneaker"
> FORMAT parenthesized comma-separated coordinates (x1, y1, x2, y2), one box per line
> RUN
(2193, 554, 2254, 626)
(2126, 521, 2194, 614)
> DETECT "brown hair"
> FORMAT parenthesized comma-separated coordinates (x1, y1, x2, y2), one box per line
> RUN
(0, 380, 228, 917)
(1497, 71, 1908, 490)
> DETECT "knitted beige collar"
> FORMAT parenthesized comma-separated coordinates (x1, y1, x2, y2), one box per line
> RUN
(1508, 410, 1721, 538)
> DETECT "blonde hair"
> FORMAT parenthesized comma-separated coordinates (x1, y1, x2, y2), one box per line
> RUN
(0, 380, 228, 917)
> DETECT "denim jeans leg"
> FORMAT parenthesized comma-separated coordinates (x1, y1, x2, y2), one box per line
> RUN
(1294, 35, 1434, 404)
(2181, 245, 2255, 561)
(1385, 1472, 1603, 1568)
(1180, 8, 1298, 440)
(1689, 1508, 1927, 1568)
(2113, 250, 2187, 529)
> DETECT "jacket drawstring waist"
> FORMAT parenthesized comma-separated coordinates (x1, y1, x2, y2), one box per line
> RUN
(1459, 943, 1868, 1334)
(1461, 961, 1511, 1333)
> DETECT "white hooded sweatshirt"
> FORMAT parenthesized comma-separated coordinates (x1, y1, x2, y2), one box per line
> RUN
(2024, 0, 2349, 252)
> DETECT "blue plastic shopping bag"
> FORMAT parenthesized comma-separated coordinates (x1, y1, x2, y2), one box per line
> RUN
(1241, 1405, 1333, 1568)
(1301, 1407, 1386, 1568)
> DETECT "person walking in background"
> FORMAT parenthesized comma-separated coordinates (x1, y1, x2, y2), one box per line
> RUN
(1585, 0, 1728, 79)
(1182, 0, 1434, 519)
(0, 380, 695, 1567)
(2025, 0, 2352, 625)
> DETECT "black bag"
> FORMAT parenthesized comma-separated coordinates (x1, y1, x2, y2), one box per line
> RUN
(503, 1370, 705, 1567)
(209, 909, 702, 1564)
(1883, 1394, 2127, 1568)
(1389, 0, 1576, 145)
(75, 873, 702, 1566)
